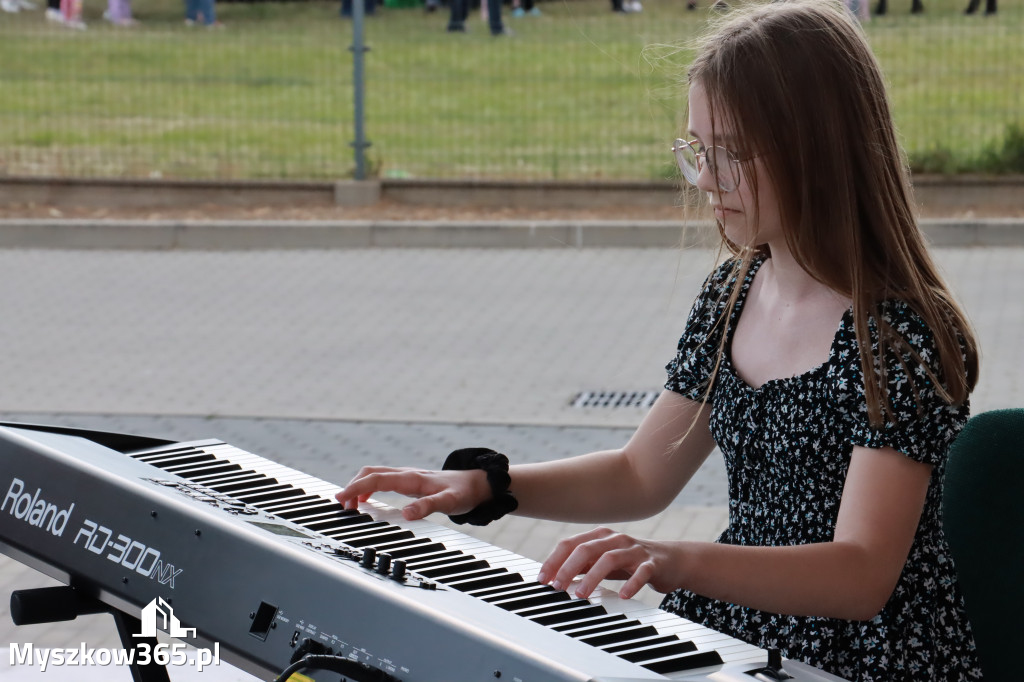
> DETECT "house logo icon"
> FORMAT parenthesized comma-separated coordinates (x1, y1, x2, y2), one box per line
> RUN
(135, 597, 197, 638)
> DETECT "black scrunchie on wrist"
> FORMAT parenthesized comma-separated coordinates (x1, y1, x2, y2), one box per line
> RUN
(442, 447, 519, 526)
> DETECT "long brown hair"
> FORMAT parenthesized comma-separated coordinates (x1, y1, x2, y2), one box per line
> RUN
(688, 0, 978, 426)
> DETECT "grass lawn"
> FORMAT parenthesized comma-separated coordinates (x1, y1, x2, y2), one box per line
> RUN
(0, 0, 1020, 180)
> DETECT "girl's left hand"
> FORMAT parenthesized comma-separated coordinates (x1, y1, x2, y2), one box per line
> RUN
(537, 527, 684, 601)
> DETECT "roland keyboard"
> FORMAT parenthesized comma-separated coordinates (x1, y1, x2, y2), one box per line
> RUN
(0, 423, 849, 682)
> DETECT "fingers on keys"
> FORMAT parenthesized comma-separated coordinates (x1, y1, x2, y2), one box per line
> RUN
(537, 527, 615, 590)
(538, 527, 655, 600)
(335, 468, 474, 522)
(401, 488, 459, 521)
(618, 559, 657, 600)
(335, 466, 429, 510)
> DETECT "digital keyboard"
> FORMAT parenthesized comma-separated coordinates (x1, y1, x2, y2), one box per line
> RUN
(0, 423, 849, 682)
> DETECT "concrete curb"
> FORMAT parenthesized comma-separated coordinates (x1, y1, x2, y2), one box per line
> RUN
(0, 218, 1020, 249)
(3, 176, 1024, 213)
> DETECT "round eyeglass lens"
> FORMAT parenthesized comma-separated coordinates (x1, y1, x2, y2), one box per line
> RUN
(704, 146, 739, 192)
(673, 140, 699, 184)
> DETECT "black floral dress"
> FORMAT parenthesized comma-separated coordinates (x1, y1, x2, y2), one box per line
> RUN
(661, 256, 983, 682)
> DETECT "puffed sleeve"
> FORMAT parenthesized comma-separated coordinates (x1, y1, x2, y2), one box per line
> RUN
(830, 300, 970, 466)
(664, 259, 741, 401)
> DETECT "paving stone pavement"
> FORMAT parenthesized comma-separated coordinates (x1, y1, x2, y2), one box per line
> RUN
(0, 245, 1020, 680)
(0, 248, 1018, 423)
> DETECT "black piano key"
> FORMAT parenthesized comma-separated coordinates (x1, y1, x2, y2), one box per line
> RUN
(366, 536, 431, 552)
(211, 483, 284, 500)
(616, 640, 698, 663)
(169, 465, 237, 480)
(384, 543, 450, 560)
(404, 552, 470, 570)
(156, 455, 218, 470)
(131, 450, 188, 462)
(324, 516, 390, 532)
(288, 509, 352, 524)
(468, 581, 538, 598)
(517, 598, 593, 618)
(285, 508, 361, 525)
(479, 582, 557, 598)
(322, 526, 391, 541)
(210, 477, 279, 494)
(235, 486, 305, 504)
(552, 614, 629, 633)
(435, 567, 510, 586)
(323, 521, 391, 538)
(417, 560, 490, 579)
(239, 489, 308, 505)
(248, 487, 309, 502)
(559, 616, 635, 637)
(407, 552, 475, 573)
(259, 495, 324, 513)
(229, 480, 298, 495)
(475, 583, 554, 602)
(292, 509, 364, 524)
(342, 530, 416, 549)
(173, 463, 244, 479)
(215, 481, 286, 497)
(493, 591, 572, 612)
(604, 634, 681, 654)
(446, 572, 523, 593)
(137, 444, 200, 453)
(188, 470, 257, 486)
(133, 449, 205, 464)
(339, 524, 411, 540)
(200, 470, 271, 485)
(232, 484, 298, 501)
(640, 650, 724, 674)
(580, 625, 658, 647)
(277, 503, 351, 520)
(157, 457, 219, 471)
(529, 604, 607, 626)
(184, 464, 250, 479)
(304, 514, 378, 532)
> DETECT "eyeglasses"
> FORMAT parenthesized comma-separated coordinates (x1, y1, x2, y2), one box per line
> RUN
(672, 138, 745, 193)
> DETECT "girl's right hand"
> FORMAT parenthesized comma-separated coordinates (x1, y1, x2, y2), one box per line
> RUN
(334, 466, 491, 521)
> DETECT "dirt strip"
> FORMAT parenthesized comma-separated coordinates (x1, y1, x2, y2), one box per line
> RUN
(1, 200, 1022, 223)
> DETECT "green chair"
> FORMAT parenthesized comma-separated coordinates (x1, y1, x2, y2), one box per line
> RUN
(942, 408, 1024, 681)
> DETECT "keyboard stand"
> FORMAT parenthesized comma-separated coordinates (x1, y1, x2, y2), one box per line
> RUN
(10, 585, 171, 682)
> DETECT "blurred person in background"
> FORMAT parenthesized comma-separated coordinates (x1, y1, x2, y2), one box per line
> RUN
(59, 0, 85, 29)
(44, 0, 62, 20)
(2, 0, 36, 13)
(874, 0, 923, 15)
(963, 0, 995, 14)
(184, 0, 221, 27)
(511, 0, 539, 18)
(104, 0, 136, 25)
(611, 0, 641, 13)
(844, 0, 869, 21)
(447, 0, 508, 36)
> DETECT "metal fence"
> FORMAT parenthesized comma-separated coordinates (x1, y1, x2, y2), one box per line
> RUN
(0, 0, 1021, 181)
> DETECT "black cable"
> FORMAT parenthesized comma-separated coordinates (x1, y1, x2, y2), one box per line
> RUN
(275, 654, 401, 682)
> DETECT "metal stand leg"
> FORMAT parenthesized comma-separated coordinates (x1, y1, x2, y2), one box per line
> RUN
(110, 608, 172, 682)
(10, 586, 171, 682)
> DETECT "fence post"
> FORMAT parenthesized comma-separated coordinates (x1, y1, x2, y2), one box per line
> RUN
(350, 0, 371, 180)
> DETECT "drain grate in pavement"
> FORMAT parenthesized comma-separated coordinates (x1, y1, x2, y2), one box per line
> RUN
(571, 390, 659, 409)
